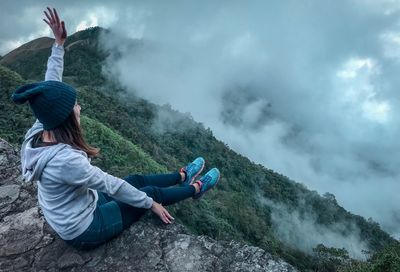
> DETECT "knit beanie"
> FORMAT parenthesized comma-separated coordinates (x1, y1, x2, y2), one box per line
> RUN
(11, 80, 77, 130)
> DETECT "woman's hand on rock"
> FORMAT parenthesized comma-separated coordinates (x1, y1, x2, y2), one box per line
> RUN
(151, 201, 174, 224)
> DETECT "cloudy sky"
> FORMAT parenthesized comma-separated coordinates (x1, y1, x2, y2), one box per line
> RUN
(1, 0, 399, 240)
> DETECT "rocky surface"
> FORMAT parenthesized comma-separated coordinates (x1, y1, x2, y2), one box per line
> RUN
(0, 138, 297, 272)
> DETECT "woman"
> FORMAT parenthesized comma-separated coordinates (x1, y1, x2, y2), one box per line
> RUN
(11, 7, 220, 250)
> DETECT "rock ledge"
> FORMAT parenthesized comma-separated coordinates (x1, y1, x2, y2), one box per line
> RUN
(0, 139, 297, 272)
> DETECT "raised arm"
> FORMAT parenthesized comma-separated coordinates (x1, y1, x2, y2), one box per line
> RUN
(43, 7, 67, 81)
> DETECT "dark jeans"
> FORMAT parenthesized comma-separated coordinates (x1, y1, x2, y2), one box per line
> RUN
(64, 173, 195, 250)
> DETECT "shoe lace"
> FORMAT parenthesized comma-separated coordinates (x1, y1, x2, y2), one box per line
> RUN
(185, 163, 195, 174)
(201, 175, 212, 184)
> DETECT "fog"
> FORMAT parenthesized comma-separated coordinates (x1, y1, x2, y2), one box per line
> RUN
(1, 0, 399, 241)
(100, 1, 400, 239)
(258, 195, 368, 259)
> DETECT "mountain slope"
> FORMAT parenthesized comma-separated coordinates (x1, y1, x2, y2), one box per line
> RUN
(1, 28, 398, 271)
(0, 138, 298, 272)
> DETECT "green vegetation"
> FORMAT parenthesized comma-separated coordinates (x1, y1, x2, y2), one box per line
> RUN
(0, 44, 50, 81)
(339, 243, 400, 272)
(312, 244, 351, 271)
(1, 29, 399, 271)
(81, 115, 166, 176)
(0, 65, 34, 144)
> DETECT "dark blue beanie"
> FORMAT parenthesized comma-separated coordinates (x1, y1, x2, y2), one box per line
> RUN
(12, 80, 77, 130)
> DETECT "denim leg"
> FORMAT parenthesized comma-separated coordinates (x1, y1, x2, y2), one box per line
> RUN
(65, 184, 196, 250)
(97, 191, 113, 204)
(64, 198, 123, 250)
(123, 173, 181, 188)
(141, 185, 196, 206)
(116, 185, 195, 230)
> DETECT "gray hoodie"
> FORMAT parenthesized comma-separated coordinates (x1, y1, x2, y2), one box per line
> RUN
(20, 44, 153, 240)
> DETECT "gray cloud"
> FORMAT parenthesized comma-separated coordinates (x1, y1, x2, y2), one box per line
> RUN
(100, 0, 400, 239)
(0, 0, 112, 54)
(1, 0, 399, 240)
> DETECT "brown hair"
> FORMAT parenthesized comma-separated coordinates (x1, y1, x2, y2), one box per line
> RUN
(47, 111, 100, 157)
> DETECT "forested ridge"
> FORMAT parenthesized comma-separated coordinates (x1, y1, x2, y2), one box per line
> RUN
(1, 27, 398, 271)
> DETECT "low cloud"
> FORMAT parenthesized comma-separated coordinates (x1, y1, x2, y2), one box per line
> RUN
(1, 0, 399, 239)
(99, 1, 400, 239)
(258, 195, 369, 259)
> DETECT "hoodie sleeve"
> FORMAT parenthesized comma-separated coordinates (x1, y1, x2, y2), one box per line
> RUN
(62, 151, 153, 209)
(45, 43, 64, 82)
(24, 44, 64, 134)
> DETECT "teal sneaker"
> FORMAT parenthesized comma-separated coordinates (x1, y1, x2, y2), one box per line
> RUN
(193, 168, 220, 199)
(180, 157, 205, 186)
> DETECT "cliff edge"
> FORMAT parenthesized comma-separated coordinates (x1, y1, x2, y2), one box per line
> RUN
(0, 138, 297, 272)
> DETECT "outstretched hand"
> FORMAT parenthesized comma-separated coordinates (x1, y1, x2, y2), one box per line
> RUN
(43, 7, 67, 46)
(151, 201, 174, 224)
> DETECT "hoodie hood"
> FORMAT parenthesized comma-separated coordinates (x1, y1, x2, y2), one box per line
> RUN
(21, 120, 67, 182)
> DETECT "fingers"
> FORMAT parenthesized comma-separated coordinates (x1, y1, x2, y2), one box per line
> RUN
(159, 208, 171, 224)
(43, 18, 50, 27)
(164, 209, 175, 221)
(46, 7, 59, 27)
(44, 10, 52, 24)
(163, 214, 172, 224)
(53, 8, 60, 26)
(43, 7, 67, 44)
(161, 207, 174, 224)
(159, 207, 173, 224)
(61, 21, 67, 39)
(47, 7, 55, 22)
(161, 213, 171, 224)
(152, 202, 174, 224)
